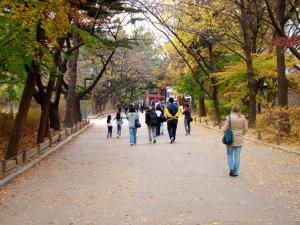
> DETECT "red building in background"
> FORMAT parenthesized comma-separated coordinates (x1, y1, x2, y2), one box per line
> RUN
(145, 86, 191, 106)
(145, 88, 166, 105)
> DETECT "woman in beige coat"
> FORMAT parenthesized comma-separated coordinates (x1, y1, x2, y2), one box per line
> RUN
(222, 104, 248, 177)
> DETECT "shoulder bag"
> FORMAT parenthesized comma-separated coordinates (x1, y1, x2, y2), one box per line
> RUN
(135, 116, 141, 128)
(222, 115, 233, 145)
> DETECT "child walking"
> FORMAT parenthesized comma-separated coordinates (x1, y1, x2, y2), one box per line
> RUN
(114, 109, 124, 138)
(107, 115, 113, 138)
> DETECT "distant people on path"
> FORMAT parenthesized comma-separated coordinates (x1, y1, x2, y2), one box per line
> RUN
(106, 115, 113, 138)
(164, 97, 180, 144)
(155, 98, 165, 111)
(114, 109, 124, 138)
(140, 101, 145, 113)
(182, 104, 192, 135)
(126, 105, 139, 146)
(145, 106, 159, 144)
(124, 104, 129, 114)
(155, 105, 165, 136)
(222, 104, 248, 177)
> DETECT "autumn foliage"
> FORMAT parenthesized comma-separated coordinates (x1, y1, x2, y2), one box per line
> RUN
(256, 106, 300, 142)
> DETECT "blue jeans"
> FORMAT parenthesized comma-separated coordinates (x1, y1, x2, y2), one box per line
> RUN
(167, 120, 178, 140)
(184, 119, 191, 134)
(117, 124, 122, 136)
(226, 146, 241, 175)
(129, 127, 137, 144)
(160, 123, 164, 134)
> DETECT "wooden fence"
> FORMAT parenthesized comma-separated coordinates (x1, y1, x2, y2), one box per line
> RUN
(0, 119, 90, 178)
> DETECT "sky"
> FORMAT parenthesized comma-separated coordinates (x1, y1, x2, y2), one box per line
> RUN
(122, 12, 169, 47)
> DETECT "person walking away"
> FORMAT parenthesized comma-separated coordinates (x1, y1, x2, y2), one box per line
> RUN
(164, 97, 180, 144)
(141, 101, 145, 113)
(159, 105, 166, 135)
(155, 105, 164, 136)
(145, 107, 159, 143)
(124, 104, 129, 114)
(222, 104, 248, 177)
(126, 105, 139, 146)
(183, 104, 192, 135)
(106, 115, 113, 138)
(114, 109, 124, 138)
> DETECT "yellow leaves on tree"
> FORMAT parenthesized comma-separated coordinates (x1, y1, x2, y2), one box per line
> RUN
(1, 0, 71, 47)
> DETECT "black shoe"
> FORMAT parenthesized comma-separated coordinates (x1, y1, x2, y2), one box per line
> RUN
(229, 170, 234, 176)
(153, 139, 156, 143)
(233, 174, 238, 177)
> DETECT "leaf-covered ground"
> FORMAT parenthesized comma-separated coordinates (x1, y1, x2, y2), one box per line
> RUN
(0, 131, 38, 161)
(0, 116, 299, 225)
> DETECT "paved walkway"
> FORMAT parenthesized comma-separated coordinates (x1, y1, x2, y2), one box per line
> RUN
(0, 114, 299, 225)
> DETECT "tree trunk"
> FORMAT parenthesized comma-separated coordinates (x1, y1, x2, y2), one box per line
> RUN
(75, 97, 81, 123)
(49, 103, 61, 130)
(5, 62, 39, 159)
(199, 96, 206, 117)
(275, 0, 288, 107)
(64, 34, 80, 128)
(245, 51, 257, 127)
(37, 75, 56, 143)
(191, 95, 196, 112)
(212, 82, 221, 125)
(50, 71, 64, 130)
(276, 45, 288, 106)
(240, 3, 257, 127)
(208, 45, 221, 125)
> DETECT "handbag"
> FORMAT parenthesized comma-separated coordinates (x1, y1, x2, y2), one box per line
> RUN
(188, 116, 193, 122)
(135, 119, 141, 128)
(222, 115, 233, 145)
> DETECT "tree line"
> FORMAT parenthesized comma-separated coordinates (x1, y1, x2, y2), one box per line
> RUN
(0, 0, 164, 160)
(138, 0, 299, 128)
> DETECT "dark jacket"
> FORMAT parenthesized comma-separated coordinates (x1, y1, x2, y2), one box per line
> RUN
(183, 108, 191, 120)
(165, 103, 180, 121)
(145, 110, 158, 126)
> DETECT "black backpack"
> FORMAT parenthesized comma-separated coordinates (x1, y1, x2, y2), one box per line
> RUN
(149, 111, 159, 126)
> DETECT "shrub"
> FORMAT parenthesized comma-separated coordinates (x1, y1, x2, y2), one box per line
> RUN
(256, 106, 300, 141)
(0, 111, 14, 137)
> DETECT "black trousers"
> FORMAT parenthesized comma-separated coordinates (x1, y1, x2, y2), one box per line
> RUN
(167, 120, 178, 140)
(107, 126, 112, 137)
(156, 124, 160, 136)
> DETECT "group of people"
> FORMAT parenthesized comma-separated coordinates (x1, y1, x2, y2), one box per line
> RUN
(106, 97, 248, 177)
(106, 97, 192, 145)
(122, 102, 146, 114)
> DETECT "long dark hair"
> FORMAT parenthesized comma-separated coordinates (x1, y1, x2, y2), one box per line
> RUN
(107, 115, 112, 123)
(116, 112, 121, 120)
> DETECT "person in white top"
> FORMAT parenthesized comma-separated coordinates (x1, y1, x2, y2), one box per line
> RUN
(106, 115, 113, 138)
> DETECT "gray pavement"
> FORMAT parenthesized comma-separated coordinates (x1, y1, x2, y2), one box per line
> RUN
(0, 114, 299, 225)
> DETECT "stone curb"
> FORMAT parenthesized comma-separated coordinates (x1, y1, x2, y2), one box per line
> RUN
(197, 123, 300, 156)
(0, 124, 92, 188)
